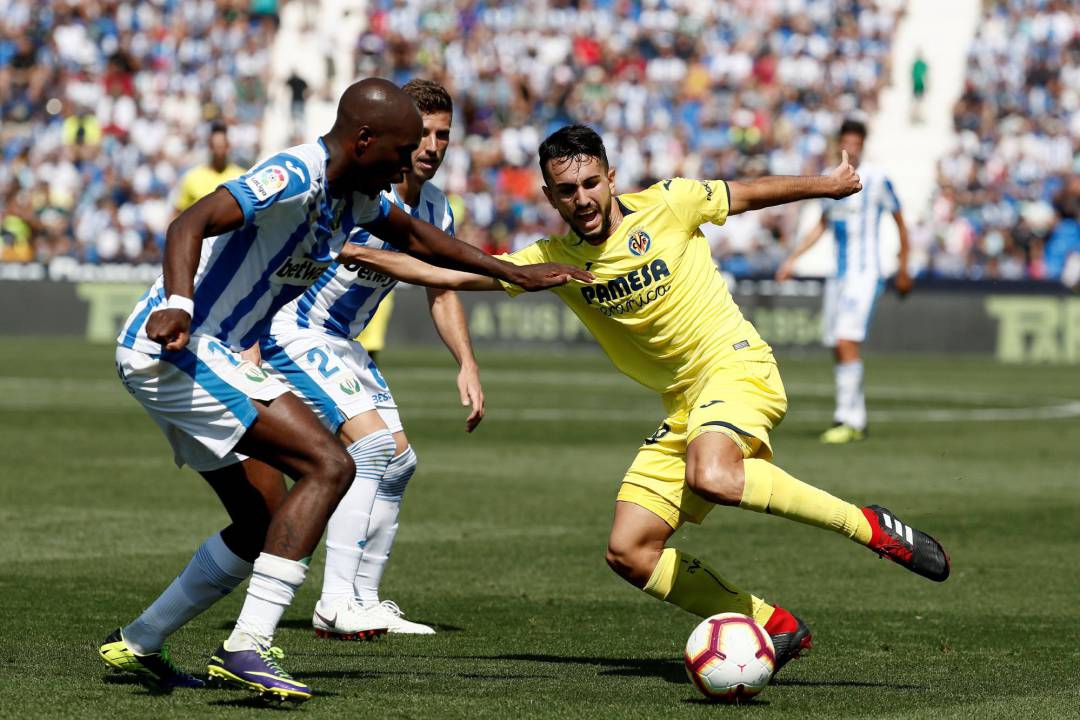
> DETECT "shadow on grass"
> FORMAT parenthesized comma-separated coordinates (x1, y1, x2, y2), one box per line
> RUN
(773, 678, 927, 691)
(467, 654, 687, 684)
(682, 697, 770, 707)
(225, 619, 466, 633)
(302, 669, 554, 682)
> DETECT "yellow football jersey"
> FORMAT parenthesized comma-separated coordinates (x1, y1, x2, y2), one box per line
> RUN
(176, 163, 246, 211)
(501, 178, 772, 401)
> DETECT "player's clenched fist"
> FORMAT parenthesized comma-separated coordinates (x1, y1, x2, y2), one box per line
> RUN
(146, 308, 192, 352)
(510, 262, 594, 292)
(827, 149, 862, 199)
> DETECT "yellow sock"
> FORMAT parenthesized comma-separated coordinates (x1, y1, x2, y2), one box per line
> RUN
(741, 458, 872, 544)
(643, 548, 774, 627)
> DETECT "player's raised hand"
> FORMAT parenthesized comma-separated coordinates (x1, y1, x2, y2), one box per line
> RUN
(827, 150, 862, 199)
(457, 364, 485, 433)
(146, 308, 192, 352)
(512, 262, 594, 292)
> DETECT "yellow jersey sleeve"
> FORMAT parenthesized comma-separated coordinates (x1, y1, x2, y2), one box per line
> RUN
(176, 170, 200, 211)
(620, 178, 731, 233)
(497, 239, 551, 297)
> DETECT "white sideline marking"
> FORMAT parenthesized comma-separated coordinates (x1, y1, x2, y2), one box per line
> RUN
(0, 376, 1079, 424)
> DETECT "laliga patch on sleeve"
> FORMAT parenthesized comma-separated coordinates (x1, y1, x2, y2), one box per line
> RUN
(245, 165, 289, 201)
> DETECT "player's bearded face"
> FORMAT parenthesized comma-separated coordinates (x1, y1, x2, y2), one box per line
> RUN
(410, 111, 451, 182)
(544, 156, 615, 242)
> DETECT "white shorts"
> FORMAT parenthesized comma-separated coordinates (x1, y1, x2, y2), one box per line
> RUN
(259, 330, 402, 434)
(116, 334, 289, 472)
(822, 275, 885, 346)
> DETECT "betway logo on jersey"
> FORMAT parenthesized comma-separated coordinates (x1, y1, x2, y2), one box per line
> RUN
(340, 262, 396, 287)
(580, 259, 672, 316)
(271, 256, 332, 286)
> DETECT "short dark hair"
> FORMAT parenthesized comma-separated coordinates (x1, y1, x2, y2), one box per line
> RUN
(538, 124, 608, 181)
(402, 79, 453, 115)
(209, 121, 228, 137)
(838, 119, 868, 139)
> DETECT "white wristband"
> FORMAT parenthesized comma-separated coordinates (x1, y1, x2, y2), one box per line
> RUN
(166, 295, 194, 317)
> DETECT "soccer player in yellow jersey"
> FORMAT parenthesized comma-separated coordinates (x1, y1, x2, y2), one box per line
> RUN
(175, 123, 246, 212)
(342, 125, 950, 672)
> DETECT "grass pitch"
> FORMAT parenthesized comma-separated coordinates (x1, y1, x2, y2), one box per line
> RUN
(1, 338, 1079, 719)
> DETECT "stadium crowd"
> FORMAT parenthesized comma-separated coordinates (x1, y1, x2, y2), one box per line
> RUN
(3, 0, 1077, 288)
(356, 0, 905, 275)
(929, 0, 1079, 283)
(0, 0, 282, 264)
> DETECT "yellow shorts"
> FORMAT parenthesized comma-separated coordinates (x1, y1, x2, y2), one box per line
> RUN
(617, 360, 788, 529)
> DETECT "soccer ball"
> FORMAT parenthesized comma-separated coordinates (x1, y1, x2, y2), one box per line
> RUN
(684, 613, 776, 702)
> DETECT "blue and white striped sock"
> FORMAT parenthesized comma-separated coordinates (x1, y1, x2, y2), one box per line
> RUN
(123, 532, 252, 654)
(354, 446, 417, 607)
(320, 430, 396, 604)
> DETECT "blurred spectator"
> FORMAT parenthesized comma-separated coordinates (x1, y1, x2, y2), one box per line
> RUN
(286, 70, 310, 143)
(910, 50, 927, 123)
(356, 0, 905, 267)
(0, 0, 282, 264)
(176, 123, 247, 213)
(928, 0, 1079, 283)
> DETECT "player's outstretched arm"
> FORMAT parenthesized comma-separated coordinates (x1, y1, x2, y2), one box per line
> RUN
(340, 244, 503, 291)
(355, 205, 592, 291)
(729, 150, 862, 216)
(147, 188, 245, 351)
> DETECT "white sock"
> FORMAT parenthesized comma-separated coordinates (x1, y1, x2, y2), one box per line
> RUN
(123, 532, 251, 654)
(835, 360, 865, 430)
(228, 553, 307, 648)
(320, 430, 396, 605)
(355, 446, 416, 607)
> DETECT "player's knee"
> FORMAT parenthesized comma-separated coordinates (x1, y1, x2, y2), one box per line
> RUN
(605, 541, 653, 586)
(315, 446, 355, 498)
(378, 445, 417, 501)
(687, 458, 743, 506)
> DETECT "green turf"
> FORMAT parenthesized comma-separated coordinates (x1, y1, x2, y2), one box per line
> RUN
(1, 338, 1079, 719)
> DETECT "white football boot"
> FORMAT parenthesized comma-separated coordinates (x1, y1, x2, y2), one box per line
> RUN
(367, 600, 435, 635)
(312, 597, 390, 641)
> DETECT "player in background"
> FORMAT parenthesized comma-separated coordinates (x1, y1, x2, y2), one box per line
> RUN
(100, 79, 589, 703)
(342, 125, 949, 673)
(256, 79, 480, 638)
(175, 122, 246, 213)
(775, 119, 912, 444)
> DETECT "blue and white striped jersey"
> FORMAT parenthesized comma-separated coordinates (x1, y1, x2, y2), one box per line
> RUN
(118, 139, 390, 355)
(269, 181, 454, 340)
(822, 163, 900, 279)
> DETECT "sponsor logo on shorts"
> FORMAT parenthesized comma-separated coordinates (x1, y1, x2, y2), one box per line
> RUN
(699, 400, 724, 408)
(245, 165, 288, 200)
(339, 378, 363, 395)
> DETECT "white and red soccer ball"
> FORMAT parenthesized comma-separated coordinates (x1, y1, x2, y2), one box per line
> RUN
(684, 613, 776, 702)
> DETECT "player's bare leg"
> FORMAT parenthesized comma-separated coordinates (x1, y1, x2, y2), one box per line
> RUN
(310, 409, 397, 640)
(606, 500, 809, 671)
(206, 392, 354, 702)
(823, 339, 867, 443)
(685, 431, 949, 581)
